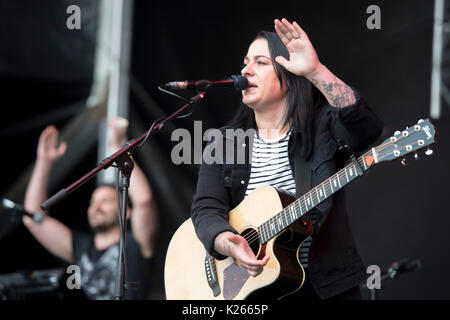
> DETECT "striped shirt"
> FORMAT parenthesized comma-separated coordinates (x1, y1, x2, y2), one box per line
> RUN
(244, 130, 316, 268)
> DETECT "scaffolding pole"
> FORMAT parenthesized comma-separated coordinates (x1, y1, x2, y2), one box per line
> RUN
(92, 0, 134, 184)
(430, 0, 450, 119)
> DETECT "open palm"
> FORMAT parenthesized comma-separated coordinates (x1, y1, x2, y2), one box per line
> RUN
(274, 18, 320, 77)
(37, 125, 67, 162)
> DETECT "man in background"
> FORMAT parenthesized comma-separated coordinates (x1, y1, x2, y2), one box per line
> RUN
(22, 118, 158, 299)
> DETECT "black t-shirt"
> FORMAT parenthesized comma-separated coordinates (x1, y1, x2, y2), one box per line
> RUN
(72, 230, 152, 300)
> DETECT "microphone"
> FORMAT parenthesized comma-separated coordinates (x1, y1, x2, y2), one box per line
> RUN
(161, 75, 249, 91)
(388, 258, 422, 279)
(1, 198, 44, 224)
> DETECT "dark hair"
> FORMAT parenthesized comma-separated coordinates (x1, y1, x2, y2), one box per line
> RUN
(230, 31, 323, 159)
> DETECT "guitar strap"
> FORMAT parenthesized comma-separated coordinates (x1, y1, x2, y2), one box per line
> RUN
(294, 145, 313, 228)
(294, 146, 311, 197)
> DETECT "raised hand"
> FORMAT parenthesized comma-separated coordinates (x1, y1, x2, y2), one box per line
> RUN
(37, 125, 67, 162)
(273, 18, 321, 77)
(275, 18, 356, 108)
(108, 116, 129, 151)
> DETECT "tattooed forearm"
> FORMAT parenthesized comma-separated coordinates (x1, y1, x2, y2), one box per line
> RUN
(320, 78, 356, 108)
(214, 231, 234, 256)
(306, 64, 356, 108)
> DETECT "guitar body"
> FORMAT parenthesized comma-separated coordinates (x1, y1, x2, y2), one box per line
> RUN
(164, 186, 313, 300)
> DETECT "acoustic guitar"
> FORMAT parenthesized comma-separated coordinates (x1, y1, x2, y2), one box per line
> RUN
(164, 119, 436, 300)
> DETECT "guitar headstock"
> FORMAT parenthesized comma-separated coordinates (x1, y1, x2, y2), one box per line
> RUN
(373, 119, 436, 163)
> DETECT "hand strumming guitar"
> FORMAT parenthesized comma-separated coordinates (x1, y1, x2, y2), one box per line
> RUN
(214, 231, 269, 277)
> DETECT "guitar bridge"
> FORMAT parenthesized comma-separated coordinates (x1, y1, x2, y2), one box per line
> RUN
(205, 253, 220, 297)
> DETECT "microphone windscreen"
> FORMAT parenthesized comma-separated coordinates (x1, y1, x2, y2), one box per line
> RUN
(232, 75, 249, 90)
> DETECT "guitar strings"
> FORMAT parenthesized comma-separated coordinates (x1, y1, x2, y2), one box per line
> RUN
(243, 136, 424, 248)
(243, 154, 367, 247)
(247, 152, 369, 247)
(375, 140, 422, 159)
(250, 139, 423, 247)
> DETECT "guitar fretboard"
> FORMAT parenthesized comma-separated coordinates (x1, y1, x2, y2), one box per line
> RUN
(258, 152, 374, 244)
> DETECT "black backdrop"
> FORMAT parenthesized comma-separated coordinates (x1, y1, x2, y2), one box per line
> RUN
(0, 0, 449, 300)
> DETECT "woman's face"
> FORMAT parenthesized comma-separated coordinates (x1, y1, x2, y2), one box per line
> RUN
(241, 38, 287, 110)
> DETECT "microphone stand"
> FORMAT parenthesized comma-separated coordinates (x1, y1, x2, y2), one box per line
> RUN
(362, 258, 422, 300)
(40, 90, 207, 300)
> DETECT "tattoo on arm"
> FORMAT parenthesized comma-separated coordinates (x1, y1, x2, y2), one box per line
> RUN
(215, 232, 233, 256)
(321, 78, 356, 108)
(223, 241, 232, 256)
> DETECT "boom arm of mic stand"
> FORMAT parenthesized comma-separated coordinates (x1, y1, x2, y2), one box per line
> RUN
(40, 90, 207, 211)
(40, 90, 207, 301)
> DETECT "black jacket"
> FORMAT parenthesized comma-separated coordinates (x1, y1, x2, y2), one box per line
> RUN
(191, 90, 384, 299)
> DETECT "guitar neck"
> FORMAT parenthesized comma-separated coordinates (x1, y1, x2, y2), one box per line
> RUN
(258, 150, 377, 244)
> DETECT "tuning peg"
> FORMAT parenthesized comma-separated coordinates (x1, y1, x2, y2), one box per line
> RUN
(414, 153, 419, 160)
(418, 119, 424, 123)
(394, 130, 401, 136)
(401, 158, 408, 166)
(425, 148, 433, 156)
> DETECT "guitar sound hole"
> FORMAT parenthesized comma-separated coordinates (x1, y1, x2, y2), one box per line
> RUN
(241, 228, 260, 256)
